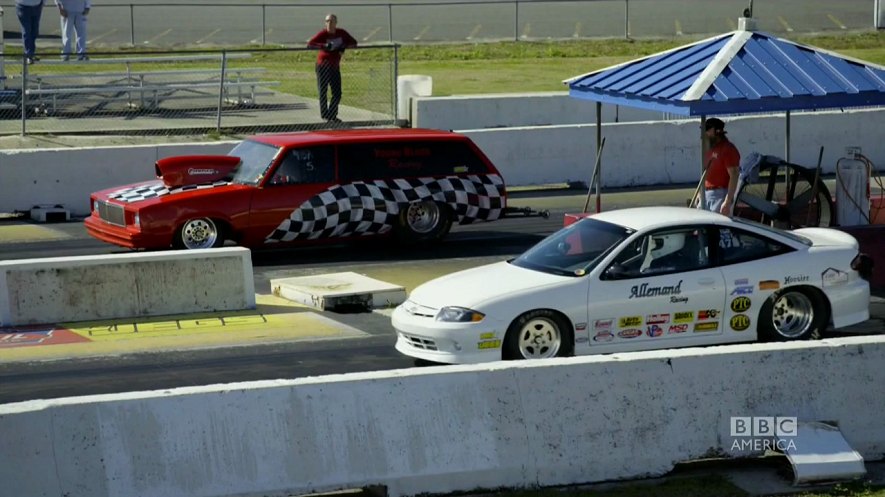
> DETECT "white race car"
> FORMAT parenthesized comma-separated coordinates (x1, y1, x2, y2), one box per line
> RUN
(392, 206, 872, 364)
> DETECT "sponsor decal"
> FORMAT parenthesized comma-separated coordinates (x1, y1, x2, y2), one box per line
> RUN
(698, 309, 720, 321)
(730, 314, 751, 331)
(646, 324, 664, 337)
(673, 311, 694, 323)
(477, 340, 501, 350)
(617, 328, 643, 339)
(668, 324, 689, 334)
(759, 280, 780, 291)
(670, 296, 689, 304)
(188, 168, 219, 175)
(479, 332, 496, 340)
(784, 275, 810, 285)
(694, 321, 719, 332)
(593, 319, 613, 331)
(822, 267, 849, 287)
(576, 336, 590, 344)
(0, 326, 89, 347)
(593, 331, 614, 342)
(618, 316, 643, 328)
(646, 313, 670, 325)
(730, 297, 752, 313)
(730, 285, 753, 295)
(734, 278, 749, 286)
(575, 322, 588, 331)
(629, 280, 683, 299)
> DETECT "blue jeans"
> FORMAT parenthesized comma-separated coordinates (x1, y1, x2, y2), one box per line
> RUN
(16, 2, 44, 59)
(701, 188, 728, 214)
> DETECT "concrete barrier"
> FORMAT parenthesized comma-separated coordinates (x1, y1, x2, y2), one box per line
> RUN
(2, 336, 883, 497)
(0, 247, 255, 326)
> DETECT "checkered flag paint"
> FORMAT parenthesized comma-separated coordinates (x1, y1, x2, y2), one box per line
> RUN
(108, 180, 230, 203)
(266, 174, 506, 243)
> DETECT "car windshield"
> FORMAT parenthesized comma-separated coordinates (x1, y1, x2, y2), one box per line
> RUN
(511, 218, 632, 276)
(228, 140, 283, 186)
(731, 217, 812, 246)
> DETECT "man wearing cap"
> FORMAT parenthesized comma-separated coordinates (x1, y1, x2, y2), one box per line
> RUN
(702, 118, 740, 215)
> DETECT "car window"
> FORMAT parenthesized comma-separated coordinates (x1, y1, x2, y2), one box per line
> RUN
(511, 218, 631, 277)
(337, 140, 489, 182)
(605, 227, 710, 279)
(717, 227, 793, 265)
(269, 147, 335, 186)
(732, 217, 812, 246)
(228, 140, 283, 186)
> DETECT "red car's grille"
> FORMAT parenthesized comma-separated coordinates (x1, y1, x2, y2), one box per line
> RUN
(97, 200, 125, 227)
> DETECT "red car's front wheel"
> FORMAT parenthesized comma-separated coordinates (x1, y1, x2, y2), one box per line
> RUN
(174, 218, 224, 250)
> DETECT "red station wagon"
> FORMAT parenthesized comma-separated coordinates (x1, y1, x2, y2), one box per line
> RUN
(85, 129, 512, 250)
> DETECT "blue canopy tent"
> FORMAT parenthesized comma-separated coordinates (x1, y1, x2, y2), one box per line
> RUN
(565, 17, 885, 212)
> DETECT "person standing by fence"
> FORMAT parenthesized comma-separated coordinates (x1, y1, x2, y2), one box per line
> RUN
(55, 0, 90, 61)
(307, 14, 357, 123)
(15, 0, 44, 64)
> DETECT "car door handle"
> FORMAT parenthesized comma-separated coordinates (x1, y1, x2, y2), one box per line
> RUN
(698, 278, 716, 286)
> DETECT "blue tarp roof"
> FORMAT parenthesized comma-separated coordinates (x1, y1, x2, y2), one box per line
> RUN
(567, 29, 885, 116)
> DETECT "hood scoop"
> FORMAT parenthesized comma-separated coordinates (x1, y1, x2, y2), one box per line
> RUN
(155, 155, 241, 188)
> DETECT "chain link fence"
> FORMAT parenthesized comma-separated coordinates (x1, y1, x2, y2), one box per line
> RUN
(0, 46, 399, 136)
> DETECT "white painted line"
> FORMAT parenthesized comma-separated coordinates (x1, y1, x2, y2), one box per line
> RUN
(573, 22, 581, 38)
(195, 28, 221, 45)
(827, 13, 847, 29)
(363, 26, 382, 41)
(91, 28, 119, 43)
(778, 16, 794, 32)
(413, 25, 430, 41)
(144, 28, 172, 44)
(466, 24, 482, 40)
(250, 28, 273, 44)
(521, 22, 531, 39)
(675, 19, 683, 36)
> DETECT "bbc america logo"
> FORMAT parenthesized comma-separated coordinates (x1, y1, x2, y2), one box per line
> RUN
(729, 416, 798, 452)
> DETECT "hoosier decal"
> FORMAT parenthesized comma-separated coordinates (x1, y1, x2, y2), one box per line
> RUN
(629, 280, 683, 299)
(784, 275, 810, 285)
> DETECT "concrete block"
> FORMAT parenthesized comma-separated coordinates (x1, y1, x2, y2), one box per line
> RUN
(271, 272, 406, 311)
(0, 247, 255, 326)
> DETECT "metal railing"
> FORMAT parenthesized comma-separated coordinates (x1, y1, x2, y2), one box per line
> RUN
(0, 0, 879, 49)
(0, 46, 399, 136)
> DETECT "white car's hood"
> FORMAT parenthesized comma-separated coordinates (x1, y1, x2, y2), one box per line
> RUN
(408, 261, 570, 310)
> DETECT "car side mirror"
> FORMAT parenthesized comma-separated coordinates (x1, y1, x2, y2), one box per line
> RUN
(604, 263, 628, 280)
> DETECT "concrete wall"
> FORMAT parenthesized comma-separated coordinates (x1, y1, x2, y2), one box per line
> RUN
(464, 108, 885, 188)
(0, 247, 255, 326)
(2, 336, 883, 497)
(411, 92, 669, 130)
(0, 141, 233, 216)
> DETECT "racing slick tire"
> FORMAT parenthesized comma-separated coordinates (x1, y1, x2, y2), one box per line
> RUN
(503, 310, 573, 360)
(395, 200, 452, 243)
(173, 218, 225, 250)
(757, 288, 828, 341)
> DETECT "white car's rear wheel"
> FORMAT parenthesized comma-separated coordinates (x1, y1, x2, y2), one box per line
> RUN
(758, 288, 827, 341)
(504, 310, 572, 360)
(174, 218, 224, 250)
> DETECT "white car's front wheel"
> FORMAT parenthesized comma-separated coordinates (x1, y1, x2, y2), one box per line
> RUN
(504, 310, 572, 360)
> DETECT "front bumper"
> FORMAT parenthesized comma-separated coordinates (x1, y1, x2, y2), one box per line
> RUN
(391, 304, 506, 364)
(84, 214, 166, 249)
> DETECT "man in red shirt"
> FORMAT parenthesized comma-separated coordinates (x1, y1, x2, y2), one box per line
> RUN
(307, 14, 358, 123)
(702, 118, 740, 215)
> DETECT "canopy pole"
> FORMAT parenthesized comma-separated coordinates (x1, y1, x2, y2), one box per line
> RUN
(699, 115, 708, 210)
(785, 110, 791, 162)
(596, 101, 602, 212)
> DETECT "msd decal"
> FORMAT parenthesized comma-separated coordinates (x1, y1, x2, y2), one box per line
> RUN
(668, 324, 689, 334)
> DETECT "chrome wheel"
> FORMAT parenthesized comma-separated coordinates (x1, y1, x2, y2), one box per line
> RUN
(770, 291, 814, 339)
(405, 201, 441, 234)
(179, 218, 219, 249)
(516, 316, 562, 359)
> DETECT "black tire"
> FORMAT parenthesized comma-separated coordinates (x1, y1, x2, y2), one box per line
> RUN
(757, 288, 828, 341)
(395, 200, 452, 243)
(736, 159, 835, 228)
(503, 310, 572, 360)
(173, 218, 225, 250)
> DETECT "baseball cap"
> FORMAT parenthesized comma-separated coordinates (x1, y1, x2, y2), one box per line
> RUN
(705, 118, 726, 131)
